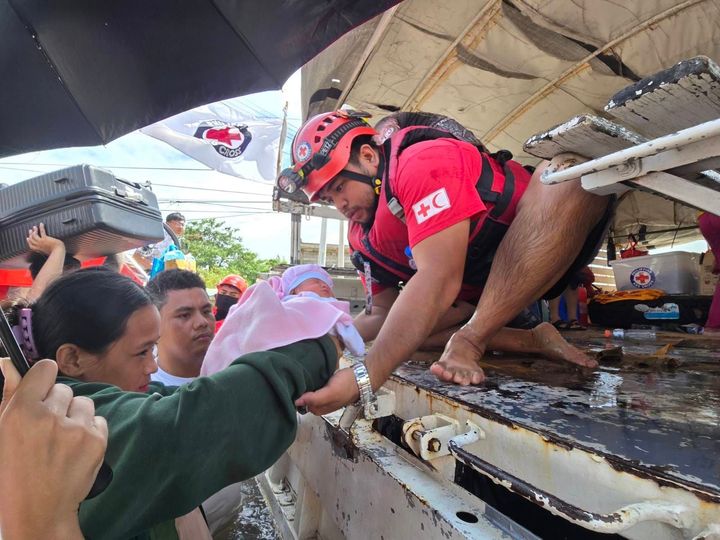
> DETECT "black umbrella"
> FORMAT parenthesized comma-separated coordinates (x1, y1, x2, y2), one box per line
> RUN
(0, 0, 400, 158)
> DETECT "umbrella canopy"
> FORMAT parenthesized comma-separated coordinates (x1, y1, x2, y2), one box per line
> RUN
(0, 0, 400, 158)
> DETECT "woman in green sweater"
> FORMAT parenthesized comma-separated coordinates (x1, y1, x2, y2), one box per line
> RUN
(4, 267, 339, 539)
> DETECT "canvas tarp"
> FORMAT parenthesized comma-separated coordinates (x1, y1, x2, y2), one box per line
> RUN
(300, 0, 720, 246)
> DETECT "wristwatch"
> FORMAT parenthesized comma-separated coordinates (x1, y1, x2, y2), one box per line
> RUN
(351, 361, 376, 414)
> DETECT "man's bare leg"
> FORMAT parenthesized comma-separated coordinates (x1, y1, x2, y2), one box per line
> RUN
(422, 323, 596, 367)
(494, 324, 596, 366)
(430, 162, 610, 384)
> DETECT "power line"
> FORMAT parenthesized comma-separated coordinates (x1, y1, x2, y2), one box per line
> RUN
(183, 212, 276, 221)
(157, 199, 270, 204)
(0, 164, 48, 175)
(0, 162, 213, 172)
(160, 208, 272, 214)
(0, 164, 277, 188)
(160, 207, 273, 214)
(152, 183, 271, 195)
(160, 206, 272, 214)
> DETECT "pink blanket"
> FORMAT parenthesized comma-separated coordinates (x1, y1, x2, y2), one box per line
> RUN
(201, 281, 363, 376)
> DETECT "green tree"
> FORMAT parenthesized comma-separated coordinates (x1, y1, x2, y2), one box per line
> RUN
(183, 218, 283, 287)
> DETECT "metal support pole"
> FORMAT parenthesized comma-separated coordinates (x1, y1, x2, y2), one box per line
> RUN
(290, 213, 301, 265)
(542, 117, 720, 185)
(318, 218, 327, 266)
(338, 219, 346, 268)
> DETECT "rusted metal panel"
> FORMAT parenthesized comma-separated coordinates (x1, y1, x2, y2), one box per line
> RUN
(393, 336, 720, 502)
(606, 56, 720, 139)
(261, 413, 537, 540)
(523, 114, 645, 160)
(448, 441, 695, 534)
(265, 334, 720, 540)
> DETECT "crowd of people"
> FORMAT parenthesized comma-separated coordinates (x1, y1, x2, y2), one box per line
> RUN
(0, 109, 717, 539)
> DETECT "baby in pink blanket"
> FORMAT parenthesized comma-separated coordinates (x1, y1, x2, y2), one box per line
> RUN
(201, 265, 365, 376)
(280, 264, 334, 297)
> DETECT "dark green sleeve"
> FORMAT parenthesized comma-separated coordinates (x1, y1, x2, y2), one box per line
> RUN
(71, 337, 336, 540)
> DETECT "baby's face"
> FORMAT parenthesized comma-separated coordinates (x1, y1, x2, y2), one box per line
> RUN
(293, 278, 333, 298)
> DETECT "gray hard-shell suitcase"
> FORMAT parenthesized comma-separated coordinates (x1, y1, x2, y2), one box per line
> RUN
(0, 164, 164, 267)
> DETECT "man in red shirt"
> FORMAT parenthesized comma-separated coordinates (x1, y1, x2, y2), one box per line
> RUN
(279, 111, 609, 415)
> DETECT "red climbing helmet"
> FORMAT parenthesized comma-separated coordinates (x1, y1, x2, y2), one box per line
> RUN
(217, 274, 248, 294)
(276, 110, 376, 201)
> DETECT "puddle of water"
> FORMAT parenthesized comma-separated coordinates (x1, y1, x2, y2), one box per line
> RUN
(211, 479, 280, 540)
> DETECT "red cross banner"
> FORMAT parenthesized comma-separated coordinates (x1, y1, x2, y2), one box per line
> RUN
(141, 97, 284, 182)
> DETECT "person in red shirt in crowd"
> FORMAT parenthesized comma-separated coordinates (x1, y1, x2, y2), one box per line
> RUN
(279, 110, 612, 415)
(698, 212, 720, 331)
(214, 274, 248, 332)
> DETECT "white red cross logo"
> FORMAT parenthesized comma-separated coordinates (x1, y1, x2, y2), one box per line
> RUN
(412, 188, 451, 224)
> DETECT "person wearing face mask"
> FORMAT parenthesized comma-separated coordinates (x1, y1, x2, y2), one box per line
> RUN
(214, 274, 248, 331)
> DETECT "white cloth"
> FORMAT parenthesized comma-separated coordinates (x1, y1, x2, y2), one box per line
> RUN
(151, 365, 196, 387)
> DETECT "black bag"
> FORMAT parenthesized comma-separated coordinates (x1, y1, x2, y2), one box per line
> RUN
(0, 165, 164, 267)
(588, 295, 712, 328)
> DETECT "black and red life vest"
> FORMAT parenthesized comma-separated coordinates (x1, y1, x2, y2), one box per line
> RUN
(349, 125, 533, 296)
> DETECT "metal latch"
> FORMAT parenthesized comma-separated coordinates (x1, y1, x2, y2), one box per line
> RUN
(402, 413, 484, 461)
(113, 184, 145, 203)
(338, 388, 396, 430)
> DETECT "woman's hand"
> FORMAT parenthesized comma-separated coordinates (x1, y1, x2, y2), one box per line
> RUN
(27, 223, 65, 255)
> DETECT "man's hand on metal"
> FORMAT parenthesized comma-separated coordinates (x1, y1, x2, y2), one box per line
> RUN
(295, 367, 359, 416)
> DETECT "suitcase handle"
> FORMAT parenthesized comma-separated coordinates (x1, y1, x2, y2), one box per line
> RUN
(61, 218, 77, 225)
(114, 185, 146, 205)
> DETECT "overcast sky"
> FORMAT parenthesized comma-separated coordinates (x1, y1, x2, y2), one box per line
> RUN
(0, 71, 340, 261)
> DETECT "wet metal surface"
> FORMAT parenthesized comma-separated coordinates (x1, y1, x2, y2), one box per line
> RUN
(213, 479, 280, 540)
(393, 332, 720, 500)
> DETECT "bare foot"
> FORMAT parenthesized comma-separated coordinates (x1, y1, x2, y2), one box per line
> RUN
(430, 327, 487, 385)
(531, 322, 598, 368)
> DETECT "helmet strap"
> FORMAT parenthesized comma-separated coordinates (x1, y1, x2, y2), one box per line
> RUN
(338, 152, 386, 196)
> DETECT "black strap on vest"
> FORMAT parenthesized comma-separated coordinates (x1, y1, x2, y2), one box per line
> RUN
(357, 128, 520, 290)
(486, 151, 515, 220)
(381, 129, 515, 222)
(350, 249, 406, 289)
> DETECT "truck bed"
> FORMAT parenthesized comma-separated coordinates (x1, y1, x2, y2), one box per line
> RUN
(393, 330, 720, 503)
